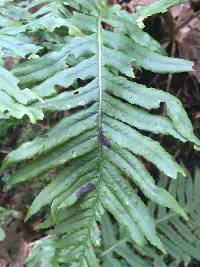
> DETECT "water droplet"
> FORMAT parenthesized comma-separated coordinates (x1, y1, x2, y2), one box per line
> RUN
(72, 150, 77, 158)
(60, 159, 66, 164)
(95, 238, 101, 246)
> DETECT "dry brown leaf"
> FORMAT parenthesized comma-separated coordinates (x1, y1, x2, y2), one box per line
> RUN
(119, 0, 154, 13)
(177, 18, 200, 82)
(0, 259, 8, 267)
(195, 112, 200, 119)
(169, 3, 200, 82)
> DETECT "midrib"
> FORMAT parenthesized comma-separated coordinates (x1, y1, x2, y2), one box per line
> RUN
(97, 8, 104, 177)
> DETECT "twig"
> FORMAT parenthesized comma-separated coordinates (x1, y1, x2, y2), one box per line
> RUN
(166, 40, 176, 93)
(28, 234, 55, 248)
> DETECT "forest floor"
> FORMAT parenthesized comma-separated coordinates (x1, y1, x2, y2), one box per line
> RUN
(0, 0, 200, 266)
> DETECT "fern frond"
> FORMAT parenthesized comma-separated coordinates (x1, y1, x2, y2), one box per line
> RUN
(0, 35, 43, 122)
(0, 1, 45, 122)
(102, 168, 200, 266)
(131, 0, 188, 24)
(0, 66, 43, 123)
(2, 0, 200, 266)
(0, 0, 80, 35)
(25, 235, 60, 267)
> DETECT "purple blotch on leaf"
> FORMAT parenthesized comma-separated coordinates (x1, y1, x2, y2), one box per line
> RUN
(76, 183, 95, 199)
(98, 128, 111, 148)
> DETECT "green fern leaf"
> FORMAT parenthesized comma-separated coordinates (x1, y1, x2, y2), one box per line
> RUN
(25, 236, 60, 267)
(2, 0, 200, 266)
(0, 66, 43, 123)
(0, 3, 44, 123)
(102, 168, 200, 266)
(0, 0, 80, 35)
(0, 35, 41, 57)
(132, 0, 188, 24)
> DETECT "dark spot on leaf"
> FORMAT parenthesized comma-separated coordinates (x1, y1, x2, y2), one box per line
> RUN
(98, 128, 111, 148)
(55, 84, 65, 93)
(76, 183, 95, 198)
(73, 91, 79, 95)
(40, 134, 49, 138)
